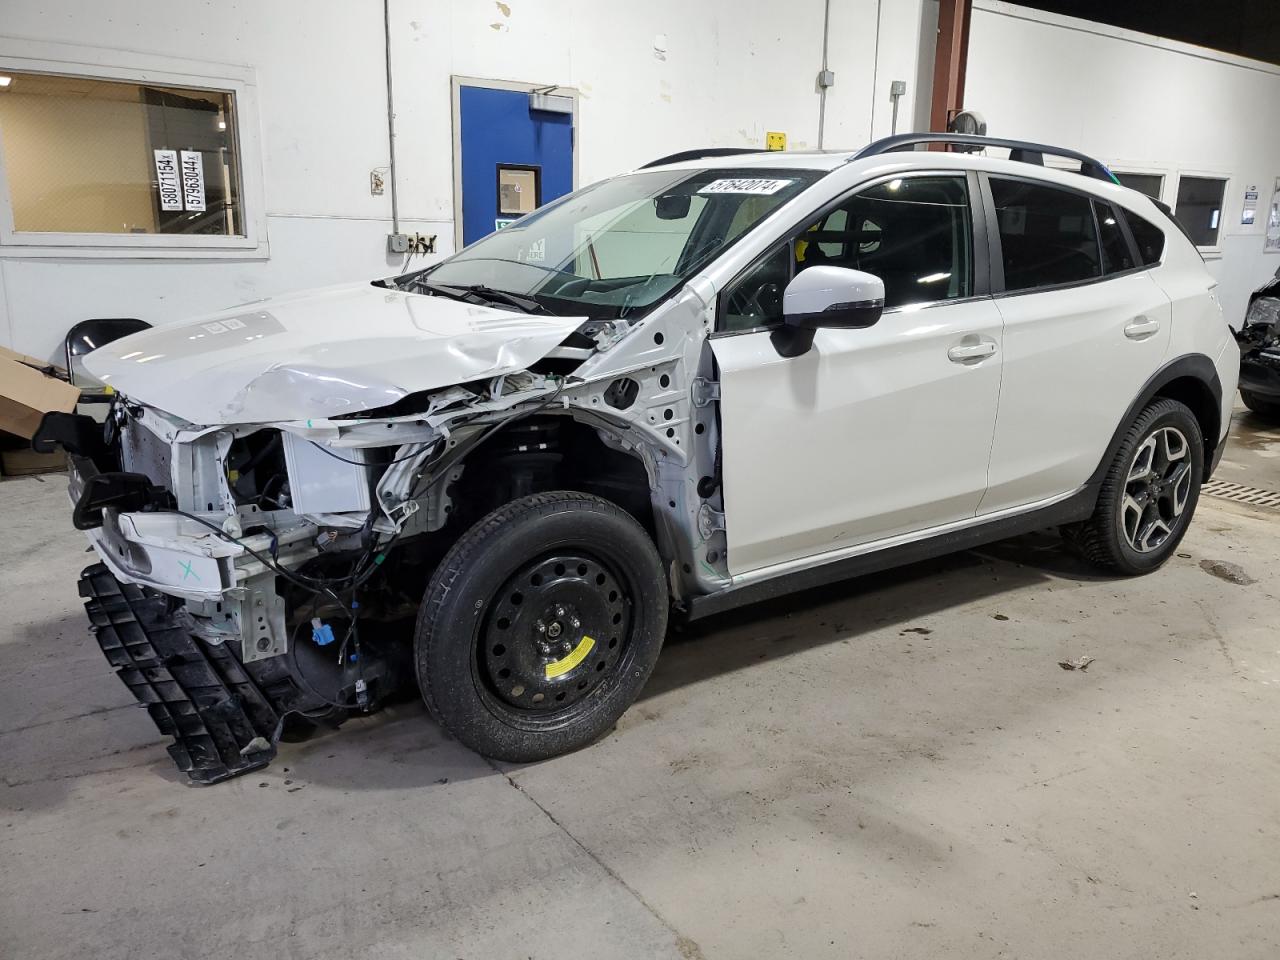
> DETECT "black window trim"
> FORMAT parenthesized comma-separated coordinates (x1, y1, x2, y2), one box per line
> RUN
(981, 172, 1151, 300)
(712, 168, 989, 336)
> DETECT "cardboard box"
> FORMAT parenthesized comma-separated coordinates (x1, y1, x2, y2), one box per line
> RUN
(1, 447, 67, 477)
(0, 352, 80, 439)
(0, 345, 67, 379)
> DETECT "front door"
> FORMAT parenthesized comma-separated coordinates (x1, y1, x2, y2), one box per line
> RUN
(710, 173, 1005, 576)
(455, 80, 575, 248)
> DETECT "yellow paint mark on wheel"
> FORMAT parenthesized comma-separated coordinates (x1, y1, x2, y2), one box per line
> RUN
(544, 634, 595, 679)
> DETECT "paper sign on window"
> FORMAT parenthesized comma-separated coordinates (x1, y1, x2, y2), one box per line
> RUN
(179, 150, 206, 212)
(698, 178, 794, 195)
(153, 150, 182, 211)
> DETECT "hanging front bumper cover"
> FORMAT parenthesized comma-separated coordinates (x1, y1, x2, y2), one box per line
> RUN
(80, 563, 284, 784)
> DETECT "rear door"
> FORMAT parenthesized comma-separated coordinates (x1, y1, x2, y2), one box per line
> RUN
(978, 176, 1172, 514)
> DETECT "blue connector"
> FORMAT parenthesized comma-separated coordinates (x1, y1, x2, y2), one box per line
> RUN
(311, 618, 336, 646)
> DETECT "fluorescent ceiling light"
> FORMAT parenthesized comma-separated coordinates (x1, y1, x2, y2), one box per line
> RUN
(917, 271, 951, 284)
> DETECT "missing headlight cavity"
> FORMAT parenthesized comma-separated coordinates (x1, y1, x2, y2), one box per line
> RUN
(227, 430, 290, 510)
(603, 377, 640, 410)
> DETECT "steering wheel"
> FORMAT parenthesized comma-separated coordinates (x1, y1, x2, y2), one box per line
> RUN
(727, 279, 783, 320)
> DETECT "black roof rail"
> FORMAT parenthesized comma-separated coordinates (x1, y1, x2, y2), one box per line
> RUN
(640, 147, 761, 169)
(852, 133, 1120, 184)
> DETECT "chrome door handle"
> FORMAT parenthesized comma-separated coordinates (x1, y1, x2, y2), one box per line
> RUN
(1124, 316, 1161, 339)
(947, 341, 997, 363)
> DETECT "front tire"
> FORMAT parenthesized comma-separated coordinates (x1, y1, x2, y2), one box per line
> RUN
(415, 491, 668, 762)
(1063, 398, 1203, 575)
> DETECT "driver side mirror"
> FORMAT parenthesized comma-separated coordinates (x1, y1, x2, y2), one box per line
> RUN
(770, 266, 885, 358)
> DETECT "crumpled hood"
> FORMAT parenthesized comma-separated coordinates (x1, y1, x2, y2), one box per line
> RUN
(83, 282, 586, 424)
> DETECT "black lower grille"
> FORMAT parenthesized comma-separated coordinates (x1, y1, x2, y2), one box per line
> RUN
(80, 563, 281, 784)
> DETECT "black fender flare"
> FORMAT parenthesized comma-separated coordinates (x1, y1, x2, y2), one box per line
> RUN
(1085, 353, 1223, 499)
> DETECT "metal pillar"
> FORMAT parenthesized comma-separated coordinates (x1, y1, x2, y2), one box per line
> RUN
(929, 0, 972, 133)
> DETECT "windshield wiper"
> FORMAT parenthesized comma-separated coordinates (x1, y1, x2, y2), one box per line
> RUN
(419, 280, 555, 316)
(460, 284, 556, 315)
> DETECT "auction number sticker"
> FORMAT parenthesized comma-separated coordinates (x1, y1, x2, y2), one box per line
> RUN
(699, 178, 795, 195)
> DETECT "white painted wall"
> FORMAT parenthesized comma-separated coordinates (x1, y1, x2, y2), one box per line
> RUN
(0, 0, 1276, 363)
(0, 0, 887, 361)
(966, 1, 1280, 326)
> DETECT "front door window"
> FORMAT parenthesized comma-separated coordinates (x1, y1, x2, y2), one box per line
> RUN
(721, 175, 973, 332)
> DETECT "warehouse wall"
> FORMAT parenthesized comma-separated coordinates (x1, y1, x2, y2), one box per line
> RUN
(0, 0, 896, 360)
(0, 0, 1276, 360)
(966, 0, 1280, 326)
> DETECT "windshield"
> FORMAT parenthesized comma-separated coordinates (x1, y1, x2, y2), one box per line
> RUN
(417, 167, 823, 319)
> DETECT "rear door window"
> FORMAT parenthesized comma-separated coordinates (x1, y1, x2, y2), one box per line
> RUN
(990, 178, 1101, 291)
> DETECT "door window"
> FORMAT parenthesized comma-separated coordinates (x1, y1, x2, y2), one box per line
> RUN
(990, 178, 1101, 291)
(720, 175, 973, 331)
(497, 166, 540, 216)
(1095, 200, 1135, 274)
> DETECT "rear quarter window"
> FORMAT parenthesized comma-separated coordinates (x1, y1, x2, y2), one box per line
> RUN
(1120, 207, 1166, 266)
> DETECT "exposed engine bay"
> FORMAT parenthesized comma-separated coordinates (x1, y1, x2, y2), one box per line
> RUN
(46, 277, 728, 783)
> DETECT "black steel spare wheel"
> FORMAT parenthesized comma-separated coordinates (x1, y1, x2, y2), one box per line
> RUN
(415, 491, 667, 761)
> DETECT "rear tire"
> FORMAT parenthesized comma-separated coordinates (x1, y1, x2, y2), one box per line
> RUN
(1062, 398, 1203, 575)
(1241, 389, 1280, 420)
(415, 491, 668, 762)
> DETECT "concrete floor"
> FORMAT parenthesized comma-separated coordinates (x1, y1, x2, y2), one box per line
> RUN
(3, 411, 1279, 960)
(1214, 402, 1280, 491)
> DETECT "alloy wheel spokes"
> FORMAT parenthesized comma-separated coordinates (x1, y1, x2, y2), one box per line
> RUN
(1167, 460, 1192, 517)
(1128, 435, 1158, 483)
(1119, 426, 1192, 554)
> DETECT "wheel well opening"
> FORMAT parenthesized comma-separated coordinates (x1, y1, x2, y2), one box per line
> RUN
(449, 414, 655, 536)
(1154, 375, 1220, 465)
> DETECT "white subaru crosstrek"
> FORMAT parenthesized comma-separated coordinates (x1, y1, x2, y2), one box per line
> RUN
(47, 134, 1238, 783)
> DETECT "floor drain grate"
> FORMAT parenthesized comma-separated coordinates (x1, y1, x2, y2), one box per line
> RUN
(1202, 479, 1280, 510)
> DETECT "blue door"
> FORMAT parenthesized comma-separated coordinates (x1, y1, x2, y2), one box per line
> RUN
(457, 84, 574, 247)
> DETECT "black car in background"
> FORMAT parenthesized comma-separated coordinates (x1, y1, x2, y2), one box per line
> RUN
(1236, 267, 1280, 419)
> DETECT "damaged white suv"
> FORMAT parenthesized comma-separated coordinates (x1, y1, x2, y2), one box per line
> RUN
(45, 134, 1238, 783)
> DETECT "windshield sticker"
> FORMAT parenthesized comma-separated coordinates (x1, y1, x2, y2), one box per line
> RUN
(699, 178, 795, 196)
(526, 238, 546, 263)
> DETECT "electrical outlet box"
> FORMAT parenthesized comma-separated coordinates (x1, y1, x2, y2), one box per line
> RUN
(817, 69, 836, 89)
(387, 233, 410, 254)
(890, 80, 907, 97)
